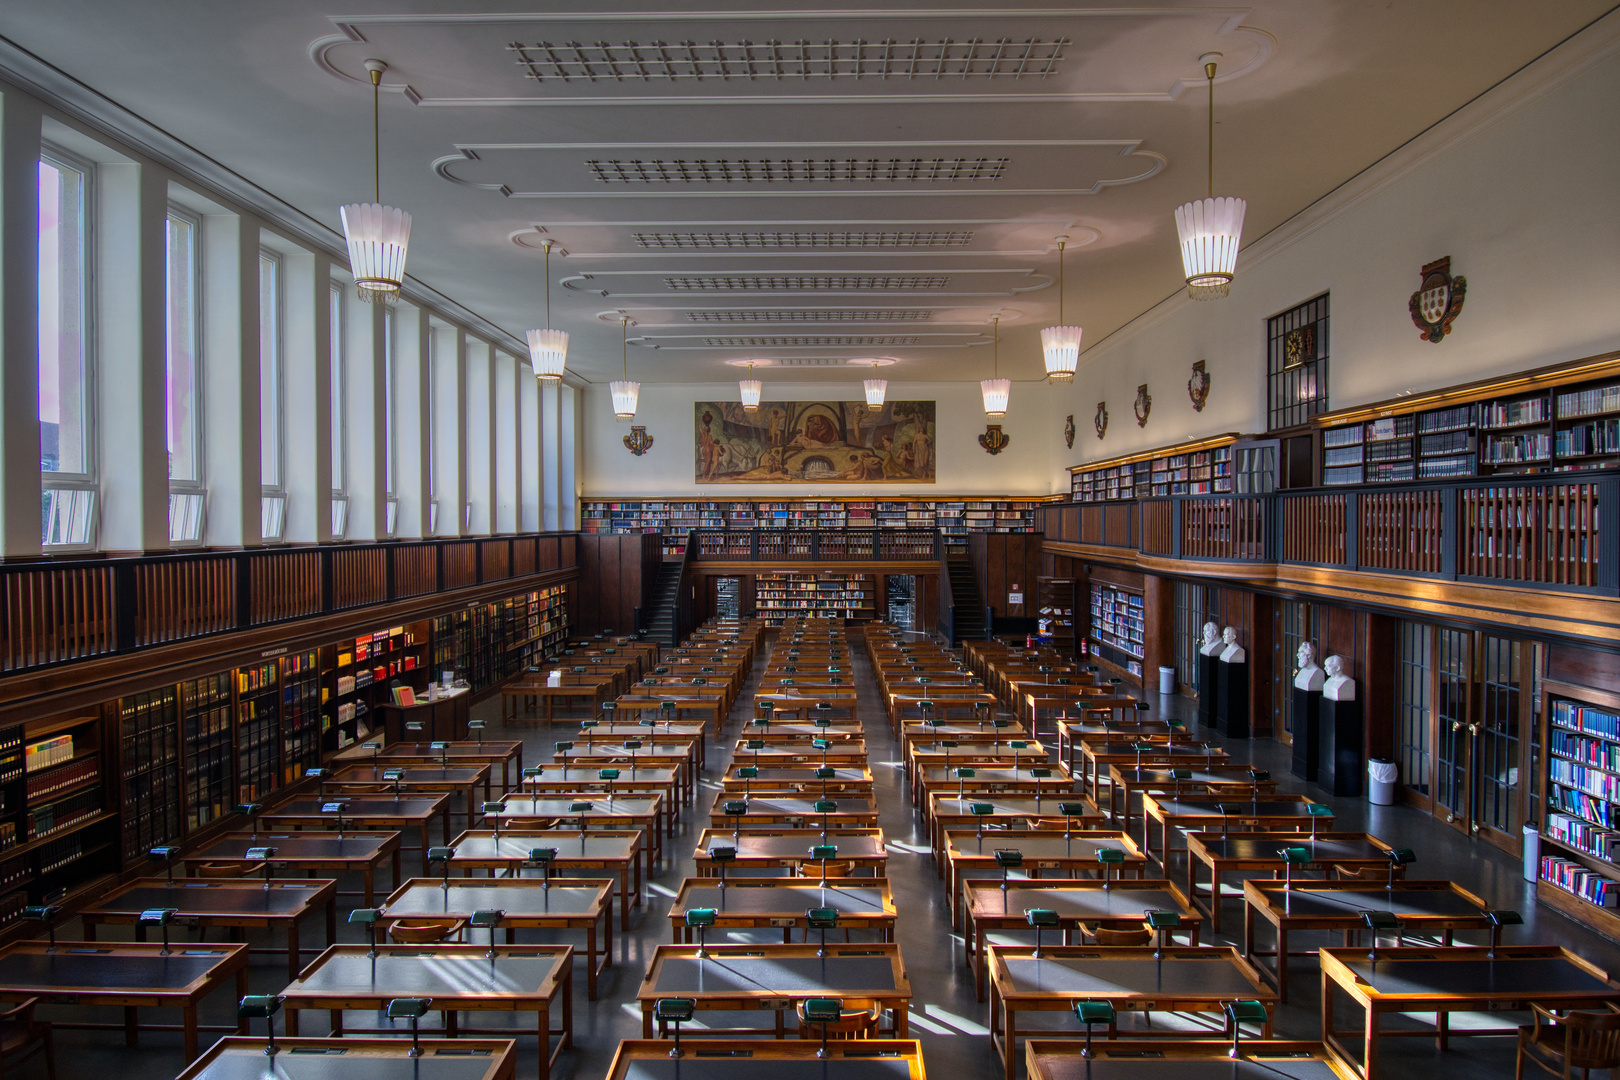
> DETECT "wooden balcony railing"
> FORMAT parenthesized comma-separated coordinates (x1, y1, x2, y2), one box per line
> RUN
(1037, 472, 1619, 595)
(0, 533, 578, 676)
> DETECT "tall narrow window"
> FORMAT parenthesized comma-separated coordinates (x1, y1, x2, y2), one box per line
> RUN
(1397, 620, 1432, 801)
(39, 152, 95, 548)
(165, 208, 204, 543)
(383, 309, 398, 536)
(330, 281, 347, 538)
(258, 252, 282, 488)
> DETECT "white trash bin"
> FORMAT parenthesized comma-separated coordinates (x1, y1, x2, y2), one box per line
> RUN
(1158, 666, 1177, 695)
(1523, 825, 1540, 882)
(1367, 758, 1397, 806)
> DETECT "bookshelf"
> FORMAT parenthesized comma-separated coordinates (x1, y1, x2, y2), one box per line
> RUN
(1315, 353, 1620, 485)
(580, 497, 1039, 555)
(280, 651, 322, 787)
(505, 585, 570, 674)
(0, 712, 116, 915)
(1088, 583, 1145, 679)
(1036, 577, 1078, 652)
(1069, 435, 1241, 502)
(1539, 680, 1620, 940)
(325, 623, 430, 750)
(754, 571, 873, 625)
(180, 673, 232, 833)
(235, 660, 280, 804)
(117, 688, 180, 863)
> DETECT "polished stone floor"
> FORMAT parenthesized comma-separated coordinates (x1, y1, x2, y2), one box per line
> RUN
(37, 627, 1620, 1080)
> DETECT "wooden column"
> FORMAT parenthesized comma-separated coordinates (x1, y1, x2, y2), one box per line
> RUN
(1142, 573, 1176, 690)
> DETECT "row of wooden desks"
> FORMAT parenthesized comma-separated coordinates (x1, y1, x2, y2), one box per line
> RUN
(331, 738, 524, 792)
(448, 828, 643, 929)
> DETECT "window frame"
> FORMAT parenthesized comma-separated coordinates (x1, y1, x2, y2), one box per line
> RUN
(1266, 293, 1331, 432)
(38, 145, 99, 552)
(164, 204, 206, 546)
(258, 249, 286, 542)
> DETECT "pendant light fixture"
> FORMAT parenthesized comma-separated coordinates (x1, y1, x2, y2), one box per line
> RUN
(980, 315, 1009, 418)
(1041, 236, 1080, 382)
(526, 239, 567, 382)
(1174, 54, 1246, 300)
(340, 59, 411, 307)
(610, 317, 639, 421)
(862, 360, 888, 407)
(739, 361, 763, 412)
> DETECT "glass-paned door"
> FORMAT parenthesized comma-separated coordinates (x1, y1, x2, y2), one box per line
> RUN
(1421, 624, 1530, 852)
(886, 575, 915, 631)
(1396, 620, 1432, 805)
(1270, 601, 1318, 743)
(715, 577, 741, 619)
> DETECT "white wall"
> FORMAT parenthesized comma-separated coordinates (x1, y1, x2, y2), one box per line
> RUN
(1047, 26, 1620, 490)
(581, 379, 1056, 499)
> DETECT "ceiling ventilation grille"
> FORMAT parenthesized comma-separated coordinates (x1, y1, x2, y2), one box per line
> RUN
(698, 335, 921, 347)
(632, 230, 974, 250)
(687, 310, 932, 323)
(663, 275, 950, 291)
(511, 39, 1067, 82)
(588, 158, 1008, 184)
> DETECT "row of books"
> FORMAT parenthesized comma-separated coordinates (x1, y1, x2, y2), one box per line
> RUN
(1556, 419, 1620, 458)
(1551, 730, 1620, 772)
(1483, 397, 1549, 428)
(24, 734, 73, 773)
(1553, 700, 1620, 739)
(1543, 854, 1618, 907)
(1556, 383, 1620, 419)
(1549, 757, 1620, 802)
(25, 754, 97, 800)
(1547, 811, 1620, 861)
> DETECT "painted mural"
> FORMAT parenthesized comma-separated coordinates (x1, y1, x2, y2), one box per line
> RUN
(694, 400, 935, 483)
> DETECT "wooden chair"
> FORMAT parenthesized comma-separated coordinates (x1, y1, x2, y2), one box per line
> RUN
(194, 862, 255, 878)
(794, 999, 882, 1040)
(1518, 1004, 1620, 1080)
(387, 918, 466, 944)
(1081, 921, 1153, 946)
(0, 999, 54, 1080)
(795, 860, 858, 879)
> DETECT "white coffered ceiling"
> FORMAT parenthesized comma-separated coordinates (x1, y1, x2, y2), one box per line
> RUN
(1, 2, 1612, 384)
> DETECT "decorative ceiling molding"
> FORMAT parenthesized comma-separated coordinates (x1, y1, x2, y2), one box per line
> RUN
(308, 8, 1273, 106)
(509, 220, 1101, 257)
(630, 331, 992, 349)
(595, 303, 1019, 327)
(563, 267, 1052, 297)
(437, 140, 1164, 198)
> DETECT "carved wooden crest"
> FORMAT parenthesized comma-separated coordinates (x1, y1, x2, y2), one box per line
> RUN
(1064, 414, 1076, 449)
(1093, 401, 1108, 440)
(1134, 383, 1152, 427)
(623, 425, 654, 456)
(1188, 360, 1210, 412)
(1409, 256, 1466, 343)
(978, 424, 1010, 455)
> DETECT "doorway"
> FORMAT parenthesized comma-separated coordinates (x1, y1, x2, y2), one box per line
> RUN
(715, 577, 741, 619)
(1396, 622, 1533, 853)
(886, 575, 915, 631)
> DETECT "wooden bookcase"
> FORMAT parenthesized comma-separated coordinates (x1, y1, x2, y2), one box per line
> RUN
(1069, 434, 1243, 502)
(1036, 577, 1078, 651)
(754, 571, 873, 625)
(1315, 350, 1620, 486)
(1538, 678, 1620, 940)
(1088, 583, 1145, 679)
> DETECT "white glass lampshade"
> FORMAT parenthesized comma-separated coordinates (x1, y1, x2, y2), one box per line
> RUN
(739, 378, 763, 412)
(981, 378, 1011, 418)
(864, 378, 888, 407)
(526, 328, 568, 381)
(1174, 196, 1246, 300)
(610, 380, 640, 421)
(340, 202, 412, 305)
(1041, 325, 1082, 382)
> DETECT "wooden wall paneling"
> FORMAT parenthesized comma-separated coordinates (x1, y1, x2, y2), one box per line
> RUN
(986, 539, 1008, 618)
(918, 573, 938, 631)
(1247, 592, 1274, 736)
(559, 533, 577, 569)
(601, 539, 623, 635)
(1142, 573, 1176, 690)
(1363, 613, 1398, 761)
(1547, 642, 1620, 696)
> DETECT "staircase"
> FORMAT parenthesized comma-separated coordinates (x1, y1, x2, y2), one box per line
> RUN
(945, 557, 985, 644)
(644, 562, 683, 645)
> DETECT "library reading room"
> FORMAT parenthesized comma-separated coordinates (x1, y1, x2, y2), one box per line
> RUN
(1, 5, 1620, 1080)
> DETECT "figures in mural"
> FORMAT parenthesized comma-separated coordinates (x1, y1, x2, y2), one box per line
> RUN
(693, 400, 936, 483)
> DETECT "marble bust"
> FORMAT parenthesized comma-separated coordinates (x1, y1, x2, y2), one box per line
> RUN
(1323, 654, 1356, 701)
(1198, 621, 1224, 656)
(1218, 626, 1246, 664)
(1294, 642, 1325, 691)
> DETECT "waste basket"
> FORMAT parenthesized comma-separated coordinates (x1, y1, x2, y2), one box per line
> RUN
(1367, 758, 1397, 805)
(1158, 666, 1177, 695)
(1523, 824, 1539, 882)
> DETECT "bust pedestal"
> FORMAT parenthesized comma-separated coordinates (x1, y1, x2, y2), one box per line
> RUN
(1291, 686, 1324, 781)
(1197, 652, 1221, 730)
(1216, 657, 1250, 739)
(1319, 695, 1364, 796)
